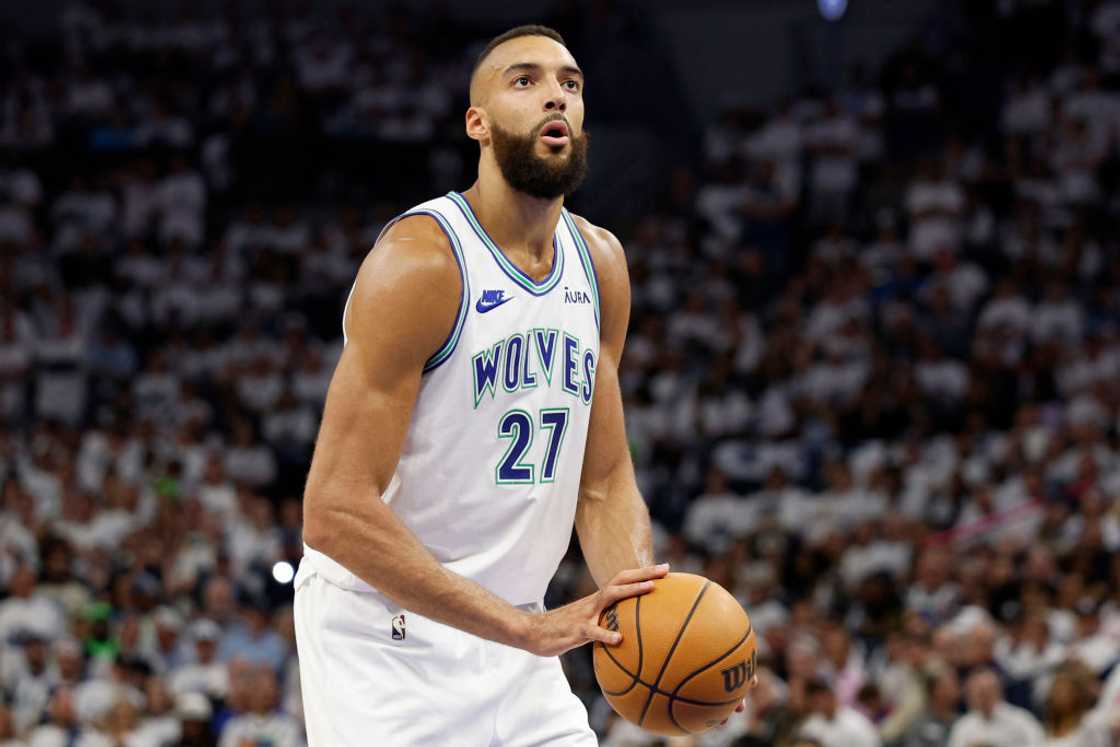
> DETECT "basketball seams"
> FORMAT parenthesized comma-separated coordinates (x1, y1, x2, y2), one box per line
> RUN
(637, 581, 711, 727)
(594, 595, 644, 696)
(666, 622, 754, 733)
(670, 621, 753, 700)
(596, 645, 639, 696)
(596, 662, 743, 705)
(635, 593, 644, 692)
(667, 703, 693, 735)
(595, 647, 743, 705)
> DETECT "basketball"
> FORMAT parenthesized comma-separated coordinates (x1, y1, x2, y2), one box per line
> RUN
(592, 572, 757, 736)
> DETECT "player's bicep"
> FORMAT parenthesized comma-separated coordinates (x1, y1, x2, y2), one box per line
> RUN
(578, 222, 634, 497)
(306, 342, 420, 504)
(304, 219, 461, 517)
(579, 349, 632, 498)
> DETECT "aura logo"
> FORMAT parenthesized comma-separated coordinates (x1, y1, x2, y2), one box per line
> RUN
(564, 286, 591, 304)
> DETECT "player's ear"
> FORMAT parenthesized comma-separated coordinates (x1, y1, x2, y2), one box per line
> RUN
(466, 106, 489, 144)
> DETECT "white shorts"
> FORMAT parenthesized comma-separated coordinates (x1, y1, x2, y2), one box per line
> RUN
(293, 556, 597, 746)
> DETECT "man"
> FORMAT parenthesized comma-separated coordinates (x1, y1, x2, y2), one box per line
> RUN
(947, 669, 1044, 747)
(902, 663, 960, 747)
(217, 666, 300, 747)
(168, 620, 228, 701)
(294, 24, 748, 745)
(798, 677, 881, 747)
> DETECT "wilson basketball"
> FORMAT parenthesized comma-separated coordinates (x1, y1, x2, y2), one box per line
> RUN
(593, 572, 756, 736)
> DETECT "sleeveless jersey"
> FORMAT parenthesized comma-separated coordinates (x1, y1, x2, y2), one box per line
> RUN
(307, 191, 602, 606)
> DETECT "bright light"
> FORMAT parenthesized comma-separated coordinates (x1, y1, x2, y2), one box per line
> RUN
(272, 561, 295, 584)
(818, 0, 848, 21)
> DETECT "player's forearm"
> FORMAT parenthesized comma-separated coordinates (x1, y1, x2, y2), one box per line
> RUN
(575, 467, 655, 588)
(303, 500, 531, 649)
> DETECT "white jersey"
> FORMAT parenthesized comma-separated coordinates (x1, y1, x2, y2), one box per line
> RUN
(306, 191, 601, 606)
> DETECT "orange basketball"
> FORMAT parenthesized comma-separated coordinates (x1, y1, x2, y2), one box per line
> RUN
(592, 572, 756, 736)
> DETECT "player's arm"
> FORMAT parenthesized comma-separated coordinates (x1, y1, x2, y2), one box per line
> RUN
(572, 218, 658, 587)
(301, 216, 656, 657)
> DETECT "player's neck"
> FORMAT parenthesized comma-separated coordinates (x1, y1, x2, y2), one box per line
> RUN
(462, 177, 562, 265)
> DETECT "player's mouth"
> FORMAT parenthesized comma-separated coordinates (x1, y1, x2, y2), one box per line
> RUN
(539, 120, 570, 147)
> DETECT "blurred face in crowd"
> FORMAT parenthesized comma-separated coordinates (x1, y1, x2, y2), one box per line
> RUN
(204, 577, 234, 621)
(195, 636, 217, 663)
(822, 626, 851, 667)
(931, 668, 960, 713)
(146, 677, 173, 715)
(965, 623, 996, 667)
(249, 668, 279, 714)
(1017, 610, 1045, 643)
(227, 663, 254, 712)
(467, 34, 588, 198)
(156, 622, 179, 652)
(23, 637, 47, 672)
(47, 687, 77, 726)
(966, 670, 1001, 717)
(103, 698, 139, 735)
(9, 567, 35, 598)
(56, 645, 83, 682)
(180, 717, 209, 740)
(916, 548, 950, 589)
(808, 685, 837, 718)
(1047, 673, 1080, 719)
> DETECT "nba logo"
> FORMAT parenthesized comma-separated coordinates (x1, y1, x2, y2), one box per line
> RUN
(391, 614, 406, 641)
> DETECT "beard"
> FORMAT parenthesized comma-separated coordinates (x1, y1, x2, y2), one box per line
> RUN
(489, 118, 590, 199)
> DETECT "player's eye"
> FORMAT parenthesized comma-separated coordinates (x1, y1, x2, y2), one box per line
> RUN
(563, 80, 580, 92)
(514, 76, 531, 87)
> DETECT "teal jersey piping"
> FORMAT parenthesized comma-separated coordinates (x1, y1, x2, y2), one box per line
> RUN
(446, 191, 564, 296)
(373, 208, 470, 373)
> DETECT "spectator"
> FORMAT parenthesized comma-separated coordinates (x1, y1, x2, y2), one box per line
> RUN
(948, 669, 1045, 747)
(173, 692, 215, 747)
(798, 677, 881, 747)
(902, 663, 960, 747)
(217, 666, 300, 747)
(1041, 663, 1114, 747)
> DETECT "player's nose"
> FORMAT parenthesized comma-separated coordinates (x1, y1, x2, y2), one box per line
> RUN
(543, 83, 566, 112)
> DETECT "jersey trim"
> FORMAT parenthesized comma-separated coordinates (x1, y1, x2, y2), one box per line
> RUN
(417, 210, 471, 372)
(365, 208, 470, 373)
(561, 208, 601, 330)
(446, 191, 565, 297)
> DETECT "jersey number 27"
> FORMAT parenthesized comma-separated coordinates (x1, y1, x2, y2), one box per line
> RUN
(496, 408, 569, 484)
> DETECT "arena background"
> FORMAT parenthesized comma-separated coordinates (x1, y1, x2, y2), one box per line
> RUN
(2, 1, 1120, 745)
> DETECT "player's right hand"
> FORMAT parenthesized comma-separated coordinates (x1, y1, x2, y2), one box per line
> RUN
(518, 563, 669, 657)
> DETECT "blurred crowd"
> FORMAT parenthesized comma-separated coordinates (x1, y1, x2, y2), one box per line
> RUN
(4, 1, 1120, 746)
(582, 1, 1120, 746)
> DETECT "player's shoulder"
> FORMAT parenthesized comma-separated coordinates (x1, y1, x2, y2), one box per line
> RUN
(345, 213, 461, 341)
(367, 212, 460, 278)
(566, 212, 628, 288)
(350, 213, 461, 300)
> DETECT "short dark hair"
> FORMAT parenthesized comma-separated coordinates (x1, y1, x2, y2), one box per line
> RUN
(471, 25, 567, 83)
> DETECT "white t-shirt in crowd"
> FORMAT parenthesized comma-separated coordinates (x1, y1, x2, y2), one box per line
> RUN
(948, 703, 1046, 747)
(800, 707, 882, 747)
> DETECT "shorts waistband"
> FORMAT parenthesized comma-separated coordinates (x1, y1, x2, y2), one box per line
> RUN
(300, 545, 546, 611)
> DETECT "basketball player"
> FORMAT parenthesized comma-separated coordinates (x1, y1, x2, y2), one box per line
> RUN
(294, 25, 747, 745)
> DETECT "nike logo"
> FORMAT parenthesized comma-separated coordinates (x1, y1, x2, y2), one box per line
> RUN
(476, 289, 514, 313)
